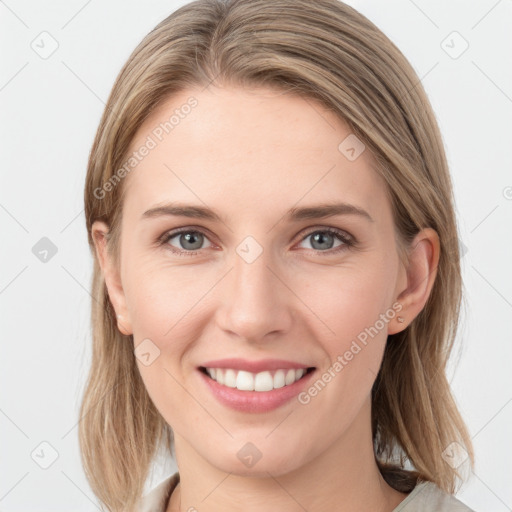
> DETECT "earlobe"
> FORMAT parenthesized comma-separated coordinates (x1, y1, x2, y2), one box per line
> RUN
(91, 221, 133, 336)
(389, 228, 440, 334)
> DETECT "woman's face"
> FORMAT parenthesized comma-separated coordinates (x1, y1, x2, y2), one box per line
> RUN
(96, 85, 410, 476)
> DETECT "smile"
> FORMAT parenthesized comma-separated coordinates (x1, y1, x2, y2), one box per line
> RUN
(200, 367, 315, 392)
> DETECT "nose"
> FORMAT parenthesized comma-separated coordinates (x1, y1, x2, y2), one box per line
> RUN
(216, 244, 294, 343)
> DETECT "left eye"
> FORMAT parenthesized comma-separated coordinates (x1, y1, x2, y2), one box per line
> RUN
(298, 228, 352, 252)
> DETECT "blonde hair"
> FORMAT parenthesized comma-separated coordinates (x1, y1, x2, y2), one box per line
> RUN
(80, 0, 474, 510)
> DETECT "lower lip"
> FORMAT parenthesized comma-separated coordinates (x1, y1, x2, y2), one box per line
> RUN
(198, 368, 316, 413)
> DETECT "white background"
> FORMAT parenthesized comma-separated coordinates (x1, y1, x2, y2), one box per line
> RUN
(1, 0, 511, 510)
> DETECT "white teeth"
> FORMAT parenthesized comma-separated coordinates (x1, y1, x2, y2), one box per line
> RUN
(273, 370, 285, 389)
(203, 367, 310, 391)
(254, 371, 273, 391)
(236, 370, 255, 391)
(224, 369, 237, 388)
(285, 369, 296, 385)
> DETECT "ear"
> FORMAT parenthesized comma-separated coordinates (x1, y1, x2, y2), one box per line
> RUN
(91, 220, 133, 336)
(388, 227, 440, 335)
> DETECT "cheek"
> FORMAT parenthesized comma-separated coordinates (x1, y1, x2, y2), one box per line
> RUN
(125, 263, 203, 424)
(123, 259, 214, 379)
(293, 269, 394, 426)
(296, 259, 397, 408)
(124, 252, 200, 332)
(300, 261, 396, 342)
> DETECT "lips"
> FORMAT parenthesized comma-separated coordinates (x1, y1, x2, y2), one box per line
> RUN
(197, 358, 317, 412)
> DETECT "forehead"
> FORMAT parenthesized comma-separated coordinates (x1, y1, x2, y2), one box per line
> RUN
(121, 85, 388, 223)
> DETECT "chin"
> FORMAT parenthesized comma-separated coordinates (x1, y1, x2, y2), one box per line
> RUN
(208, 447, 304, 478)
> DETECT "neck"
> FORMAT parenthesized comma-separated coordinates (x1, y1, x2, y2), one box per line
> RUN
(167, 398, 408, 512)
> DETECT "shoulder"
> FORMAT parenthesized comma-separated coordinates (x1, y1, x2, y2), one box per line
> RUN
(133, 472, 180, 512)
(393, 481, 476, 512)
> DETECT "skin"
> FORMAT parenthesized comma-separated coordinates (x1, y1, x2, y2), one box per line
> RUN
(92, 85, 440, 512)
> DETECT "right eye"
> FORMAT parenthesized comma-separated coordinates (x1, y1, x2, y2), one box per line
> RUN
(160, 228, 214, 256)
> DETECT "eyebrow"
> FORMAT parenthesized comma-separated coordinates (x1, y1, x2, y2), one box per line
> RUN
(142, 201, 374, 223)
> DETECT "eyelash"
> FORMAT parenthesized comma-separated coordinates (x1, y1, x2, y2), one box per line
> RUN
(157, 226, 356, 257)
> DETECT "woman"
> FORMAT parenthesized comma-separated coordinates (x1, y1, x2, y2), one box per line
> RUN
(80, 0, 476, 511)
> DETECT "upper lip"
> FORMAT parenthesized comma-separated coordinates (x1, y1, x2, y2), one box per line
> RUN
(199, 358, 314, 373)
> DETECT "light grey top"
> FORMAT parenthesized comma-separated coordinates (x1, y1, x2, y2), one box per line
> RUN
(135, 472, 476, 512)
